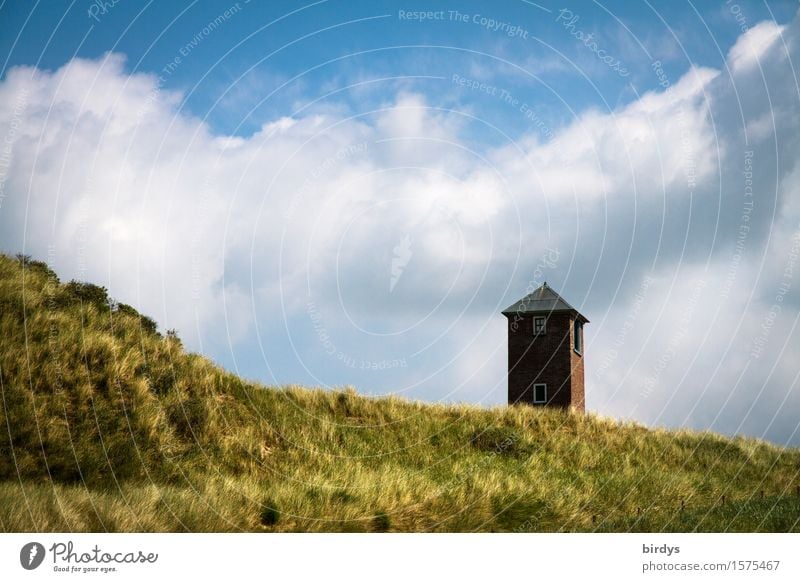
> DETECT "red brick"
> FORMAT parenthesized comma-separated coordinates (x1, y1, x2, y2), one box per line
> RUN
(506, 312, 586, 413)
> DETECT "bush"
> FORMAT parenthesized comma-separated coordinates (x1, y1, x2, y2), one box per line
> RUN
(470, 426, 521, 455)
(260, 502, 280, 526)
(140, 315, 158, 334)
(166, 396, 209, 440)
(16, 254, 59, 281)
(62, 281, 111, 311)
(166, 329, 182, 348)
(116, 303, 159, 335)
(372, 511, 391, 532)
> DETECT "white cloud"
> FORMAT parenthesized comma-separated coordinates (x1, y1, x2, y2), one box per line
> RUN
(1, 14, 799, 444)
(727, 20, 786, 73)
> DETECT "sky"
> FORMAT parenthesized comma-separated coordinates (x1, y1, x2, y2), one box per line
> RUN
(1, 0, 799, 445)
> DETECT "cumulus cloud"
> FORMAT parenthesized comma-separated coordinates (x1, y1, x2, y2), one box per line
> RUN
(727, 20, 786, 73)
(1, 13, 799, 444)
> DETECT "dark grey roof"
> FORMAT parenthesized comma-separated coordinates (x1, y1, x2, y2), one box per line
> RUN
(501, 283, 589, 322)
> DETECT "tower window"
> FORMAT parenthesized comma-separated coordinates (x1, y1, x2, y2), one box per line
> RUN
(574, 320, 583, 354)
(533, 383, 547, 403)
(533, 316, 546, 335)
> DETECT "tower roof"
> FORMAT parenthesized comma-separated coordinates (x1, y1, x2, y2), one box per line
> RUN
(501, 282, 589, 322)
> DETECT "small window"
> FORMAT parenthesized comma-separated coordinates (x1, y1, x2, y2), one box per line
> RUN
(533, 316, 546, 335)
(533, 383, 547, 404)
(574, 320, 583, 354)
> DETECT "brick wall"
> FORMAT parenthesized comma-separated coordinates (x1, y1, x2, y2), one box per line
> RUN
(507, 312, 585, 413)
(569, 320, 586, 413)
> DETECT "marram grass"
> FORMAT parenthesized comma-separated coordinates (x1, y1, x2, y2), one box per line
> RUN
(0, 253, 798, 532)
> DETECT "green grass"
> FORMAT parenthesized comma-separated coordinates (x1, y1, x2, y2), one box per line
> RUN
(1, 252, 799, 532)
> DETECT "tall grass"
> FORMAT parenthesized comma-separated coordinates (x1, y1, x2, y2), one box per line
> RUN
(1, 253, 798, 532)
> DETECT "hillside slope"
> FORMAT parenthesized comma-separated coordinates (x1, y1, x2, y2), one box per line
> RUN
(1, 253, 798, 532)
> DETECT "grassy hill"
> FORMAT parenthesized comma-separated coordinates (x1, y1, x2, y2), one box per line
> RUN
(1, 252, 798, 532)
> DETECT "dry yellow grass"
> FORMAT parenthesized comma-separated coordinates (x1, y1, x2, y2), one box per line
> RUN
(1, 253, 799, 532)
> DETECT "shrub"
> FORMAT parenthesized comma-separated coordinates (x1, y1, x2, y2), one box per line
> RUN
(372, 511, 391, 532)
(260, 502, 280, 526)
(16, 254, 59, 281)
(62, 280, 111, 311)
(166, 396, 209, 440)
(470, 426, 521, 455)
(116, 303, 159, 335)
(166, 329, 182, 348)
(140, 315, 158, 334)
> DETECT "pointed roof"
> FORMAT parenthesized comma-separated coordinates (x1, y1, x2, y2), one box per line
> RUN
(501, 282, 589, 322)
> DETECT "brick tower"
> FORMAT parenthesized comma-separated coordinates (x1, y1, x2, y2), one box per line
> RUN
(502, 283, 588, 412)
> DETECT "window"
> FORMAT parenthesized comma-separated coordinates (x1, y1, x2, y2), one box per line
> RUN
(533, 383, 547, 404)
(533, 316, 546, 335)
(574, 320, 583, 354)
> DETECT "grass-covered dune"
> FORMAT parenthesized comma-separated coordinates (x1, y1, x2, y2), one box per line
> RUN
(1, 253, 798, 532)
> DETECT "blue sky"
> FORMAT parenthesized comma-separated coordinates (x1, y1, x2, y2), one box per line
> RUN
(3, 1, 795, 136)
(1, 1, 799, 445)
